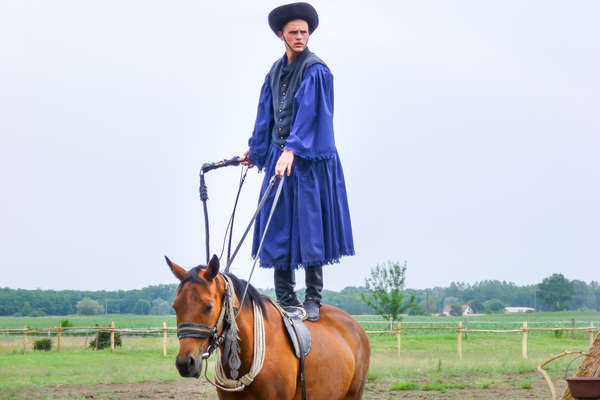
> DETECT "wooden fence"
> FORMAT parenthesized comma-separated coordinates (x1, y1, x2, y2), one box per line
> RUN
(371, 320, 598, 359)
(0, 321, 171, 357)
(1, 320, 597, 360)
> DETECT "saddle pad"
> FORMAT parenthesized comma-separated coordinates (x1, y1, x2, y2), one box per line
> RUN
(282, 315, 312, 359)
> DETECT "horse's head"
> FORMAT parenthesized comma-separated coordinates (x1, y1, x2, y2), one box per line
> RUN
(166, 254, 225, 378)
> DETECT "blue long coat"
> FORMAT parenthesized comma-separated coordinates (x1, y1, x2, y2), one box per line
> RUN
(248, 58, 354, 270)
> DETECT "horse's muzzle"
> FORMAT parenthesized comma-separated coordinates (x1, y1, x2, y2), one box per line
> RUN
(175, 354, 202, 378)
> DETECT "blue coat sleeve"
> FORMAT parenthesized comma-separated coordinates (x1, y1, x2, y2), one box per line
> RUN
(284, 64, 337, 160)
(248, 73, 273, 170)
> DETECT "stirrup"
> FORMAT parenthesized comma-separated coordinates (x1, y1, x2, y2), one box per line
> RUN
(281, 305, 307, 320)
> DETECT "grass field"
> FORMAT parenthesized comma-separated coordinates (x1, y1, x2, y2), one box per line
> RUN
(1, 311, 598, 399)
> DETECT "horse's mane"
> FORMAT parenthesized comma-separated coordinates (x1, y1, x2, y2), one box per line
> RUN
(177, 265, 268, 317)
(223, 272, 268, 317)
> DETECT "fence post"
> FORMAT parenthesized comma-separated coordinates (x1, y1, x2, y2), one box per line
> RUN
(591, 321, 595, 349)
(572, 318, 576, 339)
(23, 325, 28, 354)
(57, 321, 62, 353)
(457, 321, 463, 360)
(163, 322, 168, 358)
(110, 321, 115, 353)
(396, 321, 401, 358)
(522, 321, 528, 359)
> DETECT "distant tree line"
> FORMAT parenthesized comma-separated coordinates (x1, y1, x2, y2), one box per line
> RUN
(1, 273, 598, 316)
(405, 274, 600, 314)
(0, 284, 178, 316)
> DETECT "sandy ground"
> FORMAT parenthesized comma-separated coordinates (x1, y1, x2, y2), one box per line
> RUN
(18, 371, 567, 399)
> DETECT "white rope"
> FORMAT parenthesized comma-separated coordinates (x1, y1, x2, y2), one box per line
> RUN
(204, 275, 266, 392)
(211, 301, 265, 391)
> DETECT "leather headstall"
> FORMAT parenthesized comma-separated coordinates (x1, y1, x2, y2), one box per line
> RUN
(176, 276, 231, 360)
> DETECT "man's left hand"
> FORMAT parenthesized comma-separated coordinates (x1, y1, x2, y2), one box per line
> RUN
(275, 150, 294, 177)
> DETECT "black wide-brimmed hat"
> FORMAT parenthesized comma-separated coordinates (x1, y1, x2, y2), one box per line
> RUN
(268, 2, 319, 35)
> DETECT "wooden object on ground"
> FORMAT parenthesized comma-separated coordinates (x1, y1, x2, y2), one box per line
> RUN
(163, 321, 168, 358)
(562, 331, 600, 400)
(110, 321, 115, 352)
(23, 325, 27, 354)
(396, 321, 401, 358)
(522, 321, 528, 359)
(57, 321, 62, 352)
(457, 321, 462, 360)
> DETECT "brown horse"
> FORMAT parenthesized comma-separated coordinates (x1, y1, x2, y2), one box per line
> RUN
(166, 255, 370, 399)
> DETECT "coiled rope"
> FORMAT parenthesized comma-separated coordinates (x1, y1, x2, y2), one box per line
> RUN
(203, 275, 266, 392)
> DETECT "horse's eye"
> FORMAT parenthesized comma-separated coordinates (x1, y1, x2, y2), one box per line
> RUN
(204, 304, 213, 313)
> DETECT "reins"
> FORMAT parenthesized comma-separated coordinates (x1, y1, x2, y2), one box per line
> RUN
(198, 156, 283, 274)
(184, 156, 284, 390)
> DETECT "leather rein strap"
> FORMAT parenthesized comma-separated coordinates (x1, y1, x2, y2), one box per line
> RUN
(176, 322, 217, 339)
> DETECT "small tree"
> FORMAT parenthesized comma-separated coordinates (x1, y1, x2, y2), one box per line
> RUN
(90, 330, 122, 350)
(449, 304, 463, 317)
(360, 261, 415, 328)
(76, 297, 104, 315)
(484, 298, 506, 313)
(537, 273, 575, 311)
(469, 299, 484, 313)
(34, 338, 52, 351)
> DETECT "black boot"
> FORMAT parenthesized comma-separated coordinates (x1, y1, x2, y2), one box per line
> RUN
(274, 268, 302, 316)
(304, 266, 323, 322)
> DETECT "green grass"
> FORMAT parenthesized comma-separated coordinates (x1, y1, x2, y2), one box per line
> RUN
(0, 347, 180, 390)
(389, 381, 419, 390)
(0, 314, 177, 330)
(0, 311, 596, 398)
(519, 381, 533, 389)
(421, 381, 447, 392)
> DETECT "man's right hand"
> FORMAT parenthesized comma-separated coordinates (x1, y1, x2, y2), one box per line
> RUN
(240, 149, 255, 168)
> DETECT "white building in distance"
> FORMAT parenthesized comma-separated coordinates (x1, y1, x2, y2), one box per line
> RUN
(504, 307, 536, 313)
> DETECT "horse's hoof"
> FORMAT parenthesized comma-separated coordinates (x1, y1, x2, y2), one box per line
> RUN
(303, 301, 320, 322)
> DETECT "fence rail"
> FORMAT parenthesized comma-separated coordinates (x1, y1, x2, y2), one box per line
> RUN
(378, 320, 598, 360)
(2, 320, 598, 360)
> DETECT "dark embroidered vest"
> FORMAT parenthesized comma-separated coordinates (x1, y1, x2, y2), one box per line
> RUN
(268, 48, 326, 148)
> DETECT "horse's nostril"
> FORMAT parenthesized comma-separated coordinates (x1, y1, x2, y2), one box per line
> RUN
(187, 355, 196, 370)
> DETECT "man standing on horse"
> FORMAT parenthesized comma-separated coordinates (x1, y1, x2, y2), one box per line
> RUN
(241, 2, 354, 322)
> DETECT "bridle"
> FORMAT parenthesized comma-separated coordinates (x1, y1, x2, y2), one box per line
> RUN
(176, 273, 267, 391)
(176, 274, 232, 360)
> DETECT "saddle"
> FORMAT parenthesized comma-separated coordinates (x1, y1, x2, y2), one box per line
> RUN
(278, 306, 312, 400)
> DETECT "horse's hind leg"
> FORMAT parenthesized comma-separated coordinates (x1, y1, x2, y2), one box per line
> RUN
(345, 339, 370, 399)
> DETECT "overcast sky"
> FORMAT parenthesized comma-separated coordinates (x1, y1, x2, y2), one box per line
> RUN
(1, 1, 598, 292)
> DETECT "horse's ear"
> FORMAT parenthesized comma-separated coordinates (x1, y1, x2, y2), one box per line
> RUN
(205, 254, 220, 281)
(165, 256, 187, 281)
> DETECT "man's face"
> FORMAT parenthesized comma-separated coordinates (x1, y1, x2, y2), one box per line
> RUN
(279, 19, 309, 53)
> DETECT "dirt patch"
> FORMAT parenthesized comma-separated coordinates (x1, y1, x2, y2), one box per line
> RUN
(365, 371, 567, 399)
(20, 381, 217, 400)
(19, 371, 567, 399)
